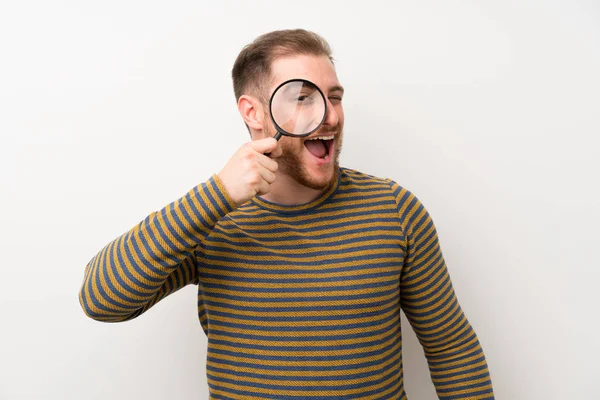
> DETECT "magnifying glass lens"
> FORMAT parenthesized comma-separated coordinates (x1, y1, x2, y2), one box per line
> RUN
(271, 80, 326, 136)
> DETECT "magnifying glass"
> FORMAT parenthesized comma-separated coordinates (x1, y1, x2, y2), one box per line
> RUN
(268, 78, 327, 143)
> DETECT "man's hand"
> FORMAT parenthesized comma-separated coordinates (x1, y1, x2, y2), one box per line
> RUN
(217, 137, 282, 206)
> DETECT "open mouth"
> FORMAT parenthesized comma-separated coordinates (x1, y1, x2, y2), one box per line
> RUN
(304, 135, 335, 160)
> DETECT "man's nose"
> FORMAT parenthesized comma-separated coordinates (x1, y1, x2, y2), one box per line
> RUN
(322, 98, 339, 127)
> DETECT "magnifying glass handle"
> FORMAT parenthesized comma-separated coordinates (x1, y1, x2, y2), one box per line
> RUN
(265, 131, 283, 157)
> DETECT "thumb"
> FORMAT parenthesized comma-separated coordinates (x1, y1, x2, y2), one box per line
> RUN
(269, 141, 283, 158)
(250, 137, 278, 154)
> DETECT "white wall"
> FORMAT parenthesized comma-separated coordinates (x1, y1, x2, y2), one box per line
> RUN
(1, 1, 598, 399)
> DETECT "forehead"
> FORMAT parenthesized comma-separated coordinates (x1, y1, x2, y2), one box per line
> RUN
(269, 54, 341, 94)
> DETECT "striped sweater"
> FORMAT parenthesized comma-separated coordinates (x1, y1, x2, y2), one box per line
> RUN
(79, 166, 494, 399)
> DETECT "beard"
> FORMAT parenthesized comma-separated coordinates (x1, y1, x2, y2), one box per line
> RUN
(265, 121, 343, 191)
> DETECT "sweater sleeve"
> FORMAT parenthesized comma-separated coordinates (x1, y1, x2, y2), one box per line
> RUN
(388, 180, 495, 399)
(78, 174, 237, 323)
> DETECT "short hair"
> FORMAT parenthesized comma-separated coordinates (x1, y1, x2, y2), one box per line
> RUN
(232, 29, 334, 104)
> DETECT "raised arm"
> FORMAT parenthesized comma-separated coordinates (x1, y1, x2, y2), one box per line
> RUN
(78, 175, 237, 322)
(79, 137, 281, 323)
(388, 180, 495, 399)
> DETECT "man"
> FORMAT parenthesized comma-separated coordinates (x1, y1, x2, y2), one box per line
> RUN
(79, 29, 495, 399)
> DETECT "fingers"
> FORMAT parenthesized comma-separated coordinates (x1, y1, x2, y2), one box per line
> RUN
(257, 165, 276, 184)
(216, 137, 281, 206)
(256, 178, 271, 196)
(256, 153, 278, 174)
(250, 137, 278, 154)
(251, 137, 283, 159)
(269, 143, 283, 158)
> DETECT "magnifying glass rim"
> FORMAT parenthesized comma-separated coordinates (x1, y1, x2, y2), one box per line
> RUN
(268, 78, 328, 138)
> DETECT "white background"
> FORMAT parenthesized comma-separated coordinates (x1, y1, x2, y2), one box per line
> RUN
(1, 1, 599, 399)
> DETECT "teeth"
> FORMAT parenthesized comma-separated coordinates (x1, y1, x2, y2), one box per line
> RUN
(307, 135, 334, 141)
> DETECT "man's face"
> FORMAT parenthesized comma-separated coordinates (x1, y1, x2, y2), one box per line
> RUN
(262, 54, 345, 191)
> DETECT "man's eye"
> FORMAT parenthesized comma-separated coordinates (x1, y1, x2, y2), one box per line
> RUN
(296, 95, 314, 102)
(329, 96, 342, 102)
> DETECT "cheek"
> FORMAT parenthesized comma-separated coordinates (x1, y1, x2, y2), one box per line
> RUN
(280, 137, 304, 153)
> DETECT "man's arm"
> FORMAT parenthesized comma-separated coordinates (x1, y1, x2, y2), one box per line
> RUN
(78, 175, 237, 322)
(388, 180, 495, 399)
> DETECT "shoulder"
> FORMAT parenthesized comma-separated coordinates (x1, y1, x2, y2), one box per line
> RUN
(340, 167, 428, 231)
(337, 167, 401, 206)
(340, 166, 416, 204)
(339, 166, 394, 188)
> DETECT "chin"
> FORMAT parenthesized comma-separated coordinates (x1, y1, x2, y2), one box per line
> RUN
(277, 137, 340, 190)
(300, 155, 337, 190)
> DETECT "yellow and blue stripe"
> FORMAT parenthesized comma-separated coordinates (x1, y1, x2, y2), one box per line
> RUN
(79, 166, 494, 399)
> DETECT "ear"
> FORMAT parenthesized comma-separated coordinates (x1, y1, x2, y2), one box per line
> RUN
(237, 95, 265, 131)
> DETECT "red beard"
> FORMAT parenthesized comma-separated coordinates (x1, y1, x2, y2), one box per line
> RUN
(268, 124, 343, 190)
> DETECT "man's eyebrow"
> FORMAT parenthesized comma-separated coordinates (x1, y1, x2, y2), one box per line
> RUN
(329, 85, 345, 94)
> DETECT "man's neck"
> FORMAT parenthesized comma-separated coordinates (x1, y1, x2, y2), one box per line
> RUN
(260, 173, 327, 206)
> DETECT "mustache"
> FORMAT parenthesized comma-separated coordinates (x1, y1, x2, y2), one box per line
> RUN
(313, 126, 341, 136)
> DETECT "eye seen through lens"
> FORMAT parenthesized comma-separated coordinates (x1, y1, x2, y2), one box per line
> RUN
(270, 79, 327, 137)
